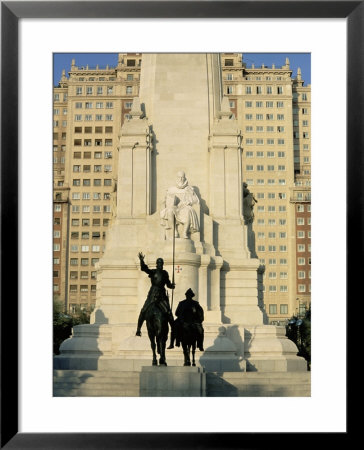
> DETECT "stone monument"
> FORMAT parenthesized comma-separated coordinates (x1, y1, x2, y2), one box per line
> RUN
(55, 54, 306, 373)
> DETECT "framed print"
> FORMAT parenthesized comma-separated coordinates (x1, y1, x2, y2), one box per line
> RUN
(1, 1, 359, 448)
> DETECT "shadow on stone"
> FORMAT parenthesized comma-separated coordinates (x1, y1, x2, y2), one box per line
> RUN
(199, 326, 242, 372)
(205, 373, 238, 397)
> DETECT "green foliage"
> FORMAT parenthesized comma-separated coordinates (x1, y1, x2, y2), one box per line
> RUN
(53, 298, 91, 355)
(286, 306, 311, 370)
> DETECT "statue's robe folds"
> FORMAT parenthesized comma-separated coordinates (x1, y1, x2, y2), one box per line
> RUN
(160, 185, 200, 233)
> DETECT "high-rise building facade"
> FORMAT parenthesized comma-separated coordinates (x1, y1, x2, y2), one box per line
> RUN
(53, 54, 141, 312)
(221, 53, 311, 323)
(53, 52, 311, 322)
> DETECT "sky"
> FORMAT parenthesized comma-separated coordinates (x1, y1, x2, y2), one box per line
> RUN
(53, 52, 311, 86)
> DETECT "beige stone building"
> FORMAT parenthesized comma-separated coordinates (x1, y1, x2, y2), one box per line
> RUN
(53, 54, 141, 312)
(221, 53, 311, 323)
(53, 52, 310, 322)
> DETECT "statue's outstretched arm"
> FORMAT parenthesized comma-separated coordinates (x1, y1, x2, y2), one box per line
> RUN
(138, 252, 150, 274)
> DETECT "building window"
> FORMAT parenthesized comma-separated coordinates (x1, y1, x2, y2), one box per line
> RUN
(245, 86, 252, 94)
(280, 304, 288, 314)
(298, 285, 306, 293)
(269, 304, 277, 315)
(298, 257, 305, 265)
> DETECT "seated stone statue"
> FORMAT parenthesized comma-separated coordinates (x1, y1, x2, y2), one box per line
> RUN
(160, 171, 199, 239)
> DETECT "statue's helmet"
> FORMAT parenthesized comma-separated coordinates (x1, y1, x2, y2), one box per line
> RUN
(185, 288, 195, 298)
(156, 258, 164, 265)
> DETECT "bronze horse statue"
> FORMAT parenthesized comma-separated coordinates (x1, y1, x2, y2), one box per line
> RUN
(168, 288, 204, 367)
(180, 322, 201, 366)
(135, 252, 175, 366)
(145, 302, 169, 366)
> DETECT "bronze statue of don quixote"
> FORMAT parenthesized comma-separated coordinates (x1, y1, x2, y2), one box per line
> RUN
(135, 252, 204, 367)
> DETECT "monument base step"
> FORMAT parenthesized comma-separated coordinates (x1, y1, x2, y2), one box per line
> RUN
(206, 371, 311, 397)
(53, 368, 310, 397)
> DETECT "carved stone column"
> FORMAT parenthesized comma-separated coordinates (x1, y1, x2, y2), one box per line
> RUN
(117, 98, 152, 218)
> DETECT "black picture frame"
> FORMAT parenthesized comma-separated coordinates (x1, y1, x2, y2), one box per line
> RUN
(1, 1, 358, 448)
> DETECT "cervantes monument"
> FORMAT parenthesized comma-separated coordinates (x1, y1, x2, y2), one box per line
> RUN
(55, 54, 306, 372)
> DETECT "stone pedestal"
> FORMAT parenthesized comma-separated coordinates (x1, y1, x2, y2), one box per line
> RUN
(139, 366, 205, 397)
